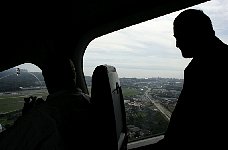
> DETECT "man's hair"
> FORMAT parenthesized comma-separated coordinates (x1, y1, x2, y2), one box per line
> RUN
(174, 9, 214, 35)
(42, 57, 77, 94)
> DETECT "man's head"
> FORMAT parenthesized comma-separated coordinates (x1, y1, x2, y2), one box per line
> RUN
(173, 9, 215, 58)
(42, 57, 77, 94)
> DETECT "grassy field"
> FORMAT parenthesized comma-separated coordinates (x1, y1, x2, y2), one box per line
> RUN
(0, 89, 48, 113)
(122, 87, 140, 97)
(86, 86, 140, 98)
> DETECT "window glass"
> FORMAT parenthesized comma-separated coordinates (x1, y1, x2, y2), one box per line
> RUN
(83, 0, 227, 142)
(0, 63, 48, 132)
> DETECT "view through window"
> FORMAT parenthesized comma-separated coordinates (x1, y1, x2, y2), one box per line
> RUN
(0, 63, 48, 132)
(83, 0, 228, 142)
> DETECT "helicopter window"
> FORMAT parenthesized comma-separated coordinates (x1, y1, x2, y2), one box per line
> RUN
(0, 63, 48, 133)
(84, 0, 227, 144)
(84, 11, 188, 143)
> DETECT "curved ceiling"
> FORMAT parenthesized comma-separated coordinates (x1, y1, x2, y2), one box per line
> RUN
(0, 0, 209, 71)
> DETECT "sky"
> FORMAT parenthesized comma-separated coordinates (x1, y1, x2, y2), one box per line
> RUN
(83, 0, 228, 79)
(17, 0, 228, 79)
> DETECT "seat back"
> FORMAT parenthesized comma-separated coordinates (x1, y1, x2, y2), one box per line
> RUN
(91, 64, 127, 150)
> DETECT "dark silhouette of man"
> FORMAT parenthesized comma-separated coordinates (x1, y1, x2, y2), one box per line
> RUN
(41, 56, 92, 149)
(157, 9, 228, 148)
(0, 57, 92, 150)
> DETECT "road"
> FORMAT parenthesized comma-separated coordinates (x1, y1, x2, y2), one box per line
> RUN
(144, 88, 171, 120)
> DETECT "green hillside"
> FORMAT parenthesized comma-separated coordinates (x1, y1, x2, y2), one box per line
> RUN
(0, 68, 45, 92)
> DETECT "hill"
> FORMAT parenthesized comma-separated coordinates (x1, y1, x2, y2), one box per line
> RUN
(0, 68, 45, 92)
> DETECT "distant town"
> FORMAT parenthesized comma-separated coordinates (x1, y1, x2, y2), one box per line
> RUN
(86, 76, 183, 141)
(0, 69, 183, 142)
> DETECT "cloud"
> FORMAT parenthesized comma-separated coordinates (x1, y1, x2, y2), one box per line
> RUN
(16, 63, 42, 72)
(191, 0, 228, 42)
(84, 0, 228, 78)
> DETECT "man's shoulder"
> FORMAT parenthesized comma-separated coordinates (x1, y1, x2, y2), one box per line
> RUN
(0, 105, 62, 149)
(46, 88, 91, 108)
